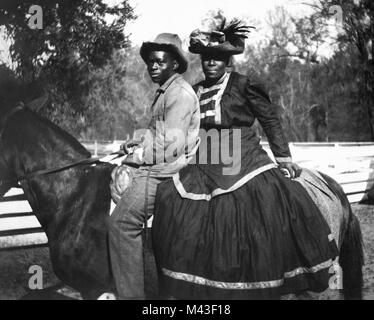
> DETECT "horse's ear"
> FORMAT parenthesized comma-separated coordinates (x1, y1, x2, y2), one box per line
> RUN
(26, 93, 49, 113)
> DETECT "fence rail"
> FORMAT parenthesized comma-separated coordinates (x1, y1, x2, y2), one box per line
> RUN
(0, 189, 47, 250)
(1, 142, 374, 251)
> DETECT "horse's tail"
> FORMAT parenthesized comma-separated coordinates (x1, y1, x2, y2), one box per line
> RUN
(340, 207, 364, 300)
(317, 171, 364, 300)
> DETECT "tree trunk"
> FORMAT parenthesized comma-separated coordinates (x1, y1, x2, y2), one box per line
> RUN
(364, 61, 374, 140)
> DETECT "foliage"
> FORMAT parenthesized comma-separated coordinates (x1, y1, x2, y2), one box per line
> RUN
(0, 0, 135, 131)
(234, 4, 373, 142)
(81, 47, 156, 140)
(308, 0, 374, 139)
(1, 2, 373, 142)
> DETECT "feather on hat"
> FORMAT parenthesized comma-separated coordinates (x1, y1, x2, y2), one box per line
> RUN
(189, 18, 255, 55)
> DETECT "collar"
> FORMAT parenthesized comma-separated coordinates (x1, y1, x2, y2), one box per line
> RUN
(157, 73, 181, 93)
(201, 72, 230, 88)
(217, 72, 230, 84)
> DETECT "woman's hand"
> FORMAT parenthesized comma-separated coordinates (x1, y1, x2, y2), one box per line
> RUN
(278, 162, 302, 179)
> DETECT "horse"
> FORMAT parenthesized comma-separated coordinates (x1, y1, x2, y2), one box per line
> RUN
(0, 104, 115, 299)
(0, 103, 364, 300)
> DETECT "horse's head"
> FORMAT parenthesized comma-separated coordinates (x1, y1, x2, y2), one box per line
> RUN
(0, 98, 92, 199)
(0, 72, 45, 196)
(0, 106, 22, 197)
(0, 152, 16, 198)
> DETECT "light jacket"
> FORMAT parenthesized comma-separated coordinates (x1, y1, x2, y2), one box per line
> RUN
(133, 74, 201, 177)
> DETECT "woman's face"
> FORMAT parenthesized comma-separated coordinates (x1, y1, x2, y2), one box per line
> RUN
(201, 53, 229, 82)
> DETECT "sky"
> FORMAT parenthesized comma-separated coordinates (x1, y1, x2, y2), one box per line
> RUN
(0, 0, 318, 65)
(125, 0, 315, 46)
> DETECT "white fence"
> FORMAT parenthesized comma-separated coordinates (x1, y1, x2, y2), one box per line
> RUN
(1, 142, 374, 251)
(0, 188, 47, 250)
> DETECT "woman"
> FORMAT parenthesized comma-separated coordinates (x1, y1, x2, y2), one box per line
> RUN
(152, 19, 339, 300)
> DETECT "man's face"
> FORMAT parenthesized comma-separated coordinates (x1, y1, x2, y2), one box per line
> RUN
(146, 51, 178, 85)
(201, 53, 229, 82)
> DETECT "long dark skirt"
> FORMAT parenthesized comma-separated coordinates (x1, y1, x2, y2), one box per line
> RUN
(152, 168, 339, 300)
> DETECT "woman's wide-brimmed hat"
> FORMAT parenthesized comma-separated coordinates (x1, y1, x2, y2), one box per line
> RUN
(189, 19, 255, 56)
(140, 33, 188, 73)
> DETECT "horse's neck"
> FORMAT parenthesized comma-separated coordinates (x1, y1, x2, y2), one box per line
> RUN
(11, 110, 90, 177)
(7, 110, 91, 226)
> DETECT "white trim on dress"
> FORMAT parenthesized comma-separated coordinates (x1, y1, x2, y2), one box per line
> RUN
(172, 163, 278, 201)
(196, 73, 231, 125)
(162, 258, 334, 290)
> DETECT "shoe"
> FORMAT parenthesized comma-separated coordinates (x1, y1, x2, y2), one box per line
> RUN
(97, 292, 117, 300)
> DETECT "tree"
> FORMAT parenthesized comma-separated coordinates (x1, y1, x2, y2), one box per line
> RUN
(81, 47, 157, 140)
(266, 6, 327, 64)
(233, 4, 373, 142)
(0, 0, 135, 128)
(235, 7, 322, 142)
(309, 0, 374, 139)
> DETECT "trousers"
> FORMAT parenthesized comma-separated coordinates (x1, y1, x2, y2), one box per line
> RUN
(108, 173, 163, 299)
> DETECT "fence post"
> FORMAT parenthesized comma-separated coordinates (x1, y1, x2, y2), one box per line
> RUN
(94, 140, 98, 157)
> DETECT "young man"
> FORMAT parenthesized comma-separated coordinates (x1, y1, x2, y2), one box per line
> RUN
(108, 33, 200, 299)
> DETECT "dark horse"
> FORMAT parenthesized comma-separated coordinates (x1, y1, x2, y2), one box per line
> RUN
(0, 104, 365, 300)
(0, 104, 115, 299)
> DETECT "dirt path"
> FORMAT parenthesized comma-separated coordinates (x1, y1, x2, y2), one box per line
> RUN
(0, 247, 59, 300)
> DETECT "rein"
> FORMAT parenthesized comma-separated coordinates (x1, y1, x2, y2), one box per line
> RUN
(17, 156, 112, 181)
(0, 157, 99, 189)
(0, 151, 123, 194)
(0, 102, 124, 188)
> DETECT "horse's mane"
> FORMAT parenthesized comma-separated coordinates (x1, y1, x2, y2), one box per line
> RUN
(0, 103, 91, 159)
(0, 72, 89, 158)
(24, 107, 91, 158)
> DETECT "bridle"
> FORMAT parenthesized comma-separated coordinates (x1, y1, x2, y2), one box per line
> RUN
(0, 102, 123, 190)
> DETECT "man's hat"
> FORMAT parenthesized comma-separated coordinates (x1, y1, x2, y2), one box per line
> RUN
(189, 19, 255, 56)
(140, 33, 188, 73)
